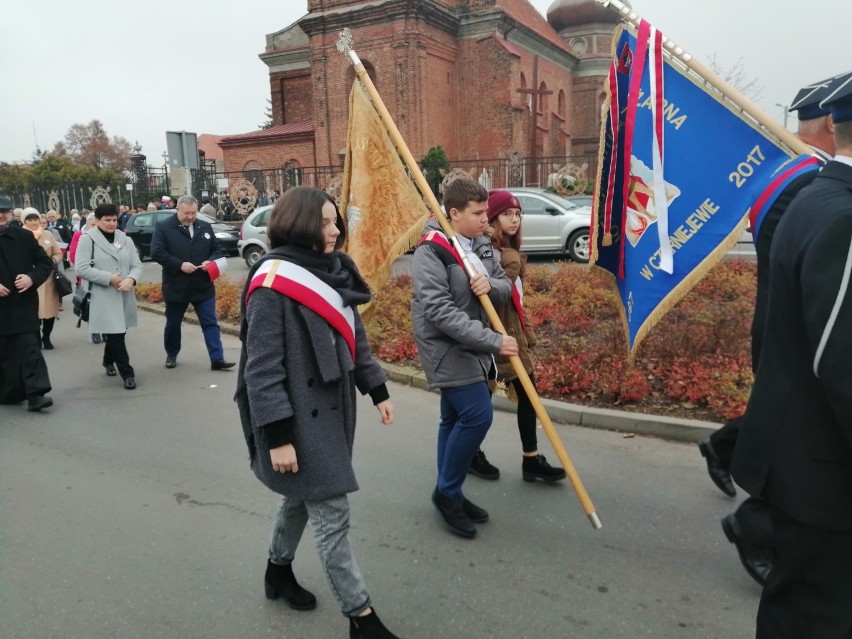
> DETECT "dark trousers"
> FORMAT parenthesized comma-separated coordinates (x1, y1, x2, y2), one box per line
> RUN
(437, 381, 493, 501)
(709, 414, 743, 467)
(0, 332, 51, 403)
(757, 506, 852, 638)
(164, 297, 223, 362)
(102, 333, 134, 380)
(510, 375, 538, 453)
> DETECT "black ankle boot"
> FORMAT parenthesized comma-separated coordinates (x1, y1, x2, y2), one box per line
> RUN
(522, 454, 567, 483)
(41, 335, 53, 349)
(264, 560, 316, 610)
(41, 319, 55, 349)
(349, 609, 401, 639)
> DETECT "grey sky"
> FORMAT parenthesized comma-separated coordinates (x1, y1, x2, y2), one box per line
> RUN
(2, 0, 849, 165)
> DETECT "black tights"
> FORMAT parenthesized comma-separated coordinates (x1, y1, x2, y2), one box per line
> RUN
(511, 375, 538, 453)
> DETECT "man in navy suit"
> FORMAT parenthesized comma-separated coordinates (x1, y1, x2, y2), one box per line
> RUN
(150, 195, 234, 371)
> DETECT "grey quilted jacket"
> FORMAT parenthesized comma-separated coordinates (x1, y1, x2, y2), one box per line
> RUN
(411, 218, 512, 389)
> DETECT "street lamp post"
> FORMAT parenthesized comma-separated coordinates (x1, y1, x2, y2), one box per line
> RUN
(775, 103, 790, 129)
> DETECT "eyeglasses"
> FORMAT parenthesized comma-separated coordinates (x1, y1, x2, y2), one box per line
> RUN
(500, 210, 523, 220)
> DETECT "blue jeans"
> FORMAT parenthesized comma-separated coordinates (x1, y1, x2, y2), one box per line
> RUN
(268, 494, 371, 617)
(164, 297, 223, 362)
(436, 381, 493, 502)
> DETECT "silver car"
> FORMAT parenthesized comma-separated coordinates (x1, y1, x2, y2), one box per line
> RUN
(509, 188, 592, 262)
(237, 205, 273, 267)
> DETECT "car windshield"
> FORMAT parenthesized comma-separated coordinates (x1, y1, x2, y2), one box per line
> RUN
(539, 192, 579, 210)
(197, 212, 218, 224)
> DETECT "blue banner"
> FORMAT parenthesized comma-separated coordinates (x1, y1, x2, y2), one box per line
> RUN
(591, 24, 803, 354)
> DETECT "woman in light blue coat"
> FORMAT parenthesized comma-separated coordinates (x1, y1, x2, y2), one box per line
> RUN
(76, 203, 143, 389)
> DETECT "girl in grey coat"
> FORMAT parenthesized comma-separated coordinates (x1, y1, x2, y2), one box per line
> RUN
(76, 204, 143, 389)
(235, 187, 401, 639)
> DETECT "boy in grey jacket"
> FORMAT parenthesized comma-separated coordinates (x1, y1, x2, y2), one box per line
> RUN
(411, 178, 518, 538)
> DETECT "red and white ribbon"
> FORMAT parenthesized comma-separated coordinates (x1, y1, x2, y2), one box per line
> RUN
(649, 25, 672, 273)
(246, 259, 356, 360)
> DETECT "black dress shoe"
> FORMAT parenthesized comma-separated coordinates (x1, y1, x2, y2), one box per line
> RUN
(462, 498, 489, 523)
(91, 334, 102, 344)
(432, 488, 476, 538)
(211, 359, 235, 371)
(721, 513, 772, 586)
(27, 395, 53, 412)
(698, 438, 736, 497)
(124, 377, 137, 390)
(165, 356, 177, 369)
(105, 364, 117, 376)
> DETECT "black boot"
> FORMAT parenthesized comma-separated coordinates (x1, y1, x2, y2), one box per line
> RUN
(469, 449, 500, 480)
(42, 318, 55, 350)
(522, 454, 567, 483)
(349, 609, 401, 639)
(264, 560, 317, 610)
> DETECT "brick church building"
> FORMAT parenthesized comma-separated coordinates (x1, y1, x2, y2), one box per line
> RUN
(219, 0, 627, 188)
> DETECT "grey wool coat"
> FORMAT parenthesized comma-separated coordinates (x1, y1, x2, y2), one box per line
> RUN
(235, 278, 387, 502)
(75, 229, 143, 335)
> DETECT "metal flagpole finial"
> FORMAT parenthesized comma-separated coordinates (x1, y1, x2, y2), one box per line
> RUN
(336, 28, 360, 65)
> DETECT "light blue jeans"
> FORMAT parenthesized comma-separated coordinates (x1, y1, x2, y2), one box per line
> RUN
(268, 494, 371, 617)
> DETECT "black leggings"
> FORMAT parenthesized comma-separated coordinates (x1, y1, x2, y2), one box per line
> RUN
(511, 375, 538, 453)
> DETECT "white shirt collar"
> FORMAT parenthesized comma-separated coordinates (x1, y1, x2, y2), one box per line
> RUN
(833, 155, 852, 169)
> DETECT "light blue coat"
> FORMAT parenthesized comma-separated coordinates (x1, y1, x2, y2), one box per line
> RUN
(75, 229, 143, 335)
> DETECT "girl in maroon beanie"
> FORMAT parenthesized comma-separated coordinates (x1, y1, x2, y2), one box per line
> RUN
(477, 189, 567, 483)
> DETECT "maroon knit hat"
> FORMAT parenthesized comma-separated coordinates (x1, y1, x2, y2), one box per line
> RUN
(486, 190, 522, 222)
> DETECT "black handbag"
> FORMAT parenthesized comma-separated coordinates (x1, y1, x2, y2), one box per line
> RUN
(73, 237, 95, 327)
(54, 265, 73, 298)
(72, 288, 90, 325)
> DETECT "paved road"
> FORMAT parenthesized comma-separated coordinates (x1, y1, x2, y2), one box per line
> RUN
(1, 309, 760, 639)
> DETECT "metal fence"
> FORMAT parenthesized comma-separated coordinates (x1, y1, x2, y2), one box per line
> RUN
(2, 153, 598, 219)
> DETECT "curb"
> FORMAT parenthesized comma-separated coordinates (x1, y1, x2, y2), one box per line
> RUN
(137, 300, 721, 444)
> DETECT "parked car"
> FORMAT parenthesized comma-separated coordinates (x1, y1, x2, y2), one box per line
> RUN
(237, 205, 273, 267)
(564, 194, 594, 209)
(125, 210, 240, 260)
(509, 188, 592, 262)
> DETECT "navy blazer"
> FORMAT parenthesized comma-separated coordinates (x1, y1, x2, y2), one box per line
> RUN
(150, 214, 224, 303)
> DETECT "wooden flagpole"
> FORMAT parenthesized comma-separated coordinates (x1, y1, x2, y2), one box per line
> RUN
(594, 0, 812, 157)
(336, 29, 602, 530)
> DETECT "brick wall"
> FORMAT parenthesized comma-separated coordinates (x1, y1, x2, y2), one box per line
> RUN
(220, 138, 315, 174)
(270, 71, 313, 126)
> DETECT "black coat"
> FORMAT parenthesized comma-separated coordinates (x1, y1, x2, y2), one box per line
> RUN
(150, 215, 223, 304)
(750, 169, 820, 368)
(51, 219, 72, 244)
(0, 225, 55, 336)
(733, 161, 852, 531)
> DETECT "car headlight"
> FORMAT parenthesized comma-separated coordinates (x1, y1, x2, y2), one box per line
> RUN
(214, 232, 233, 239)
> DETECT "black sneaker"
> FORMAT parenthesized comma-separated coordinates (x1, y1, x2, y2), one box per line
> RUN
(469, 449, 500, 480)
(522, 454, 567, 483)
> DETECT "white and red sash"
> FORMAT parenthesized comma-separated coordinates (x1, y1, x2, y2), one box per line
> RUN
(421, 230, 526, 330)
(245, 259, 356, 360)
(512, 278, 526, 332)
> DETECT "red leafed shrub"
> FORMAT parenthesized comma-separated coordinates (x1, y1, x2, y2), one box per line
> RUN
(365, 259, 756, 422)
(137, 259, 757, 422)
(135, 283, 163, 304)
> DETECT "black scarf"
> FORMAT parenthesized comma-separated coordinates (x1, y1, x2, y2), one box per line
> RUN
(239, 243, 372, 339)
(258, 244, 372, 308)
